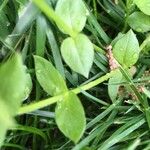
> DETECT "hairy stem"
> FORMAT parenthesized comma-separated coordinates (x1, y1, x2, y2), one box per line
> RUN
(17, 70, 117, 115)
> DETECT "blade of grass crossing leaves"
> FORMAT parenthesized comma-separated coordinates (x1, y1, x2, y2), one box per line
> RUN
(98, 118, 145, 150)
(2, 143, 25, 150)
(72, 122, 113, 150)
(21, 26, 33, 62)
(12, 125, 48, 143)
(119, 67, 144, 106)
(119, 67, 150, 127)
(87, 7, 111, 44)
(98, 114, 143, 146)
(35, 16, 47, 148)
(81, 90, 109, 105)
(86, 98, 121, 129)
(102, 0, 125, 22)
(36, 15, 47, 56)
(5, 2, 40, 48)
(46, 24, 65, 78)
(73, 107, 119, 149)
(92, 109, 119, 148)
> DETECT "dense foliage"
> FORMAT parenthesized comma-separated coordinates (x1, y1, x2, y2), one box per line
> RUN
(0, 0, 150, 149)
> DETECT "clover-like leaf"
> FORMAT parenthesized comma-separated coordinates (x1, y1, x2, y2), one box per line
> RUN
(113, 30, 140, 68)
(34, 56, 68, 96)
(128, 11, 150, 33)
(134, 0, 150, 16)
(55, 0, 88, 34)
(61, 34, 94, 78)
(55, 92, 86, 143)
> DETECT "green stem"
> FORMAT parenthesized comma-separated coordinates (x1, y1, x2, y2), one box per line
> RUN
(17, 70, 117, 115)
(32, 0, 77, 37)
(119, 66, 145, 107)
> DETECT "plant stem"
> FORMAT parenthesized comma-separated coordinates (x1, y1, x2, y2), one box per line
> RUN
(32, 0, 77, 37)
(17, 70, 117, 115)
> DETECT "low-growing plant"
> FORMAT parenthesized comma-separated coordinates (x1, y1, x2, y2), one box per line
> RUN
(0, 0, 150, 149)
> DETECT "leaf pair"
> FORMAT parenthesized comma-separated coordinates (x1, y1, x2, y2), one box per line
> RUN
(34, 56, 86, 143)
(0, 54, 27, 146)
(55, 0, 94, 78)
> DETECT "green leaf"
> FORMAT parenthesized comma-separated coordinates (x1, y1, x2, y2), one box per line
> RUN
(0, 100, 14, 146)
(61, 34, 94, 78)
(134, 0, 150, 16)
(0, 53, 26, 146)
(113, 30, 140, 68)
(55, 0, 88, 34)
(108, 69, 123, 102)
(21, 66, 32, 101)
(111, 32, 125, 46)
(34, 56, 68, 96)
(0, 53, 26, 115)
(128, 11, 150, 33)
(55, 92, 86, 143)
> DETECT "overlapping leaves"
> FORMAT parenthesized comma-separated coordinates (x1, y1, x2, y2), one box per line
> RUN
(34, 56, 86, 143)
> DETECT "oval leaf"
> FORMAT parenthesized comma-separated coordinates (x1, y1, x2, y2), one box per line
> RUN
(34, 56, 68, 96)
(113, 30, 140, 68)
(128, 11, 150, 33)
(134, 0, 150, 16)
(61, 34, 94, 78)
(55, 0, 88, 34)
(55, 92, 86, 143)
(108, 69, 123, 102)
